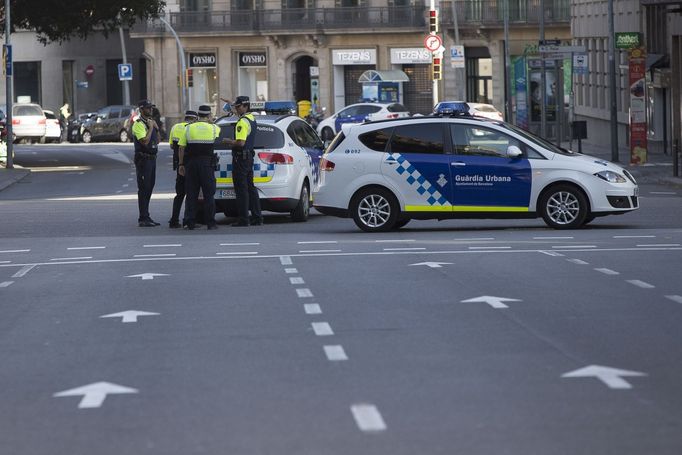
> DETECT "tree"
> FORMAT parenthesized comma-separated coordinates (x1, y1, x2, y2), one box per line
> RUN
(0, 0, 166, 44)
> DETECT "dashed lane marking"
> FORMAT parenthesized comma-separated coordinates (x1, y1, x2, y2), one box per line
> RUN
(533, 236, 574, 240)
(468, 246, 511, 250)
(324, 345, 348, 361)
(220, 243, 260, 246)
(539, 251, 565, 257)
(552, 245, 597, 249)
(304, 304, 322, 315)
(0, 261, 10, 264)
(383, 247, 425, 251)
(627, 280, 655, 289)
(453, 237, 495, 241)
(299, 250, 342, 253)
(280, 256, 293, 265)
(67, 246, 106, 250)
(0, 281, 14, 288)
(0, 250, 30, 254)
(375, 239, 415, 243)
(614, 235, 656, 239)
(351, 404, 387, 432)
(217, 252, 258, 255)
(143, 244, 182, 248)
(595, 268, 620, 275)
(133, 254, 176, 258)
(285, 268, 298, 274)
(312, 322, 334, 336)
(50, 257, 92, 261)
(636, 244, 681, 248)
(12, 265, 36, 278)
(297, 241, 338, 244)
(290, 277, 305, 285)
(297, 288, 314, 298)
(665, 295, 682, 304)
(567, 259, 589, 265)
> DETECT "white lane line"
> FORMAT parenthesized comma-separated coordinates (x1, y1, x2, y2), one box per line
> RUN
(636, 244, 681, 248)
(50, 257, 92, 261)
(280, 256, 293, 265)
(614, 235, 656, 239)
(665, 295, 682, 304)
(0, 281, 14, 288)
(290, 277, 305, 285)
(67, 246, 106, 250)
(552, 245, 597, 249)
(0, 249, 30, 254)
(216, 252, 258, 255)
(539, 251, 565, 257)
(0, 261, 10, 264)
(12, 264, 36, 277)
(312, 322, 334, 336)
(627, 279, 655, 289)
(220, 242, 260, 246)
(127, 178, 134, 181)
(299, 249, 342, 253)
(115, 190, 123, 194)
(375, 239, 415, 243)
(351, 404, 387, 432)
(143, 244, 182, 248)
(383, 247, 426, 251)
(324, 345, 348, 361)
(533, 236, 574, 240)
(122, 184, 129, 187)
(285, 268, 298, 274)
(298, 241, 338, 244)
(595, 268, 620, 275)
(567, 259, 589, 265)
(297, 288, 314, 298)
(453, 237, 495, 241)
(468, 246, 512, 250)
(650, 191, 677, 195)
(304, 304, 322, 315)
(133, 254, 177, 258)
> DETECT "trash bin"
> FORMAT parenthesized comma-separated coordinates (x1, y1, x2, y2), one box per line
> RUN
(297, 100, 312, 119)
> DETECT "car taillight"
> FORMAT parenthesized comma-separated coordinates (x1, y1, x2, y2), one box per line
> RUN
(320, 157, 335, 171)
(12, 119, 20, 125)
(386, 113, 399, 119)
(39, 118, 46, 125)
(258, 152, 294, 164)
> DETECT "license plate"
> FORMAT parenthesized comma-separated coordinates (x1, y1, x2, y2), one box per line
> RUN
(218, 189, 236, 199)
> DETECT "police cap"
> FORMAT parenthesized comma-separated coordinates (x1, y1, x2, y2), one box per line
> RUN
(231, 96, 250, 107)
(138, 99, 153, 108)
(184, 110, 198, 119)
(197, 105, 212, 117)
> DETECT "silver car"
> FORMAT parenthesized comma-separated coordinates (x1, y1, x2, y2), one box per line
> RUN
(12, 103, 46, 143)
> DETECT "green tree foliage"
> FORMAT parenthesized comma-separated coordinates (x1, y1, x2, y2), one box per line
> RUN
(1, 0, 166, 43)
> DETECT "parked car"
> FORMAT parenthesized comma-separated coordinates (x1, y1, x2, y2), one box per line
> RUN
(0, 109, 6, 142)
(80, 105, 135, 143)
(433, 101, 504, 121)
(209, 114, 325, 222)
(68, 112, 97, 143)
(314, 114, 639, 232)
(42, 110, 62, 143)
(12, 103, 46, 143)
(316, 102, 410, 141)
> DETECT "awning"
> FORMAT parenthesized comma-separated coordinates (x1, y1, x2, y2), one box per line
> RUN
(646, 53, 667, 70)
(358, 70, 409, 83)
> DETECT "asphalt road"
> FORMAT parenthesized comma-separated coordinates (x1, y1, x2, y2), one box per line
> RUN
(1, 143, 682, 454)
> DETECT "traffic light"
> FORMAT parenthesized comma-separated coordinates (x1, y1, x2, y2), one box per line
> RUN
(186, 69, 194, 87)
(429, 10, 438, 34)
(432, 56, 442, 80)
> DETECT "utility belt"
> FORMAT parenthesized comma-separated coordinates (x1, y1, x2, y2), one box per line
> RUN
(187, 152, 220, 171)
(233, 149, 255, 161)
(134, 149, 157, 165)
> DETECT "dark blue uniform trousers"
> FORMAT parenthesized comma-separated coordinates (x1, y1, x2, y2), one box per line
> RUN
(185, 156, 216, 227)
(135, 156, 156, 222)
(232, 153, 262, 222)
(171, 172, 186, 224)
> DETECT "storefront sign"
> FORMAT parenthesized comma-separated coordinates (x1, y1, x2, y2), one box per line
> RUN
(239, 52, 267, 67)
(616, 32, 641, 50)
(332, 49, 376, 65)
(629, 47, 647, 164)
(189, 53, 217, 68)
(391, 48, 431, 64)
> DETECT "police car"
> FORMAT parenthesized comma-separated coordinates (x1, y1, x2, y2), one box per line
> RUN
(212, 114, 324, 221)
(316, 102, 410, 141)
(313, 114, 639, 231)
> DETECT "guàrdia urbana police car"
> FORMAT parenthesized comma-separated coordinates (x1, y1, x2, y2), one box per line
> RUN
(313, 116, 639, 232)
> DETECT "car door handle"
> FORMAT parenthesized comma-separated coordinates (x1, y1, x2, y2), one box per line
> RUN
(384, 160, 398, 165)
(451, 162, 466, 167)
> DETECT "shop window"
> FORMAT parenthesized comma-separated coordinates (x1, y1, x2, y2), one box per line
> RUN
(466, 57, 493, 104)
(14, 62, 41, 105)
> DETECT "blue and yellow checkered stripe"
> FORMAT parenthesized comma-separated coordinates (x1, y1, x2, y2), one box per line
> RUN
(216, 163, 275, 184)
(390, 153, 451, 212)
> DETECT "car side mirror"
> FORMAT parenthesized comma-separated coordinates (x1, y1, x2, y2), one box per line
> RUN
(507, 145, 523, 158)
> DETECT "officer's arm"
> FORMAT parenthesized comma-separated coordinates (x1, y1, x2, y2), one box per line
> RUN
(133, 121, 153, 146)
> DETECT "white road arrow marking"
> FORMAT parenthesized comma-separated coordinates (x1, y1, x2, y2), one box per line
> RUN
(562, 365, 647, 389)
(126, 273, 169, 280)
(460, 295, 521, 309)
(100, 310, 160, 323)
(54, 382, 138, 408)
(409, 262, 453, 268)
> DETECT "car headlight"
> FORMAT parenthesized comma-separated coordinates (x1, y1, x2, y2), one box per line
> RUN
(594, 170, 627, 183)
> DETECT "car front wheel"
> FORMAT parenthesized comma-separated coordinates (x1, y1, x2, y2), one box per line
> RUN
(81, 130, 92, 143)
(351, 187, 399, 232)
(119, 129, 129, 143)
(291, 184, 310, 222)
(540, 184, 589, 229)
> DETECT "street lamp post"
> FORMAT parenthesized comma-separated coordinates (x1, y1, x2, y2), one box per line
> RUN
(607, 0, 619, 162)
(4, 0, 13, 169)
(158, 16, 188, 113)
(118, 19, 131, 106)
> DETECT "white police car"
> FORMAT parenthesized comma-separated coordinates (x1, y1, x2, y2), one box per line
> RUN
(213, 114, 324, 221)
(316, 102, 410, 141)
(313, 115, 639, 231)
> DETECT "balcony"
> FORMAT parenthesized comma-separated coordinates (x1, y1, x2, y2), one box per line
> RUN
(133, 6, 426, 36)
(439, 0, 570, 27)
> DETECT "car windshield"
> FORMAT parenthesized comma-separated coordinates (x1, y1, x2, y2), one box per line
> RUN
(215, 122, 285, 149)
(498, 122, 577, 156)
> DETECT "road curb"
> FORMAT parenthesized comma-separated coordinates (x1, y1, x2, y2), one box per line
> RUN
(0, 168, 31, 192)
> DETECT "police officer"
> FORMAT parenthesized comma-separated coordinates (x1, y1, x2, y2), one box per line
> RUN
(177, 105, 221, 230)
(132, 99, 160, 227)
(168, 110, 198, 228)
(225, 96, 262, 227)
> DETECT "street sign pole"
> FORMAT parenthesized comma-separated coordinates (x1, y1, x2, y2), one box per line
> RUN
(159, 16, 188, 113)
(4, 0, 13, 169)
(118, 17, 131, 106)
(430, 0, 439, 106)
(540, 0, 547, 139)
(607, 0, 619, 162)
(503, 0, 511, 122)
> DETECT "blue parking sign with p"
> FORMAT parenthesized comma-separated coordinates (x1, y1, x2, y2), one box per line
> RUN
(118, 63, 133, 81)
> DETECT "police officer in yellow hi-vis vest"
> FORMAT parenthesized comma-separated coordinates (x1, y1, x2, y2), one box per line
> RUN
(177, 105, 221, 230)
(132, 99, 161, 227)
(168, 110, 198, 228)
(224, 96, 262, 227)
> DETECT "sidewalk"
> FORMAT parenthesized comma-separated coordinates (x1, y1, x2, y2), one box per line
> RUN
(0, 166, 31, 192)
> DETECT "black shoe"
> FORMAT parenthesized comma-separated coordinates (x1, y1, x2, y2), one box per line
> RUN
(169, 220, 182, 229)
(139, 220, 157, 227)
(250, 217, 264, 226)
(184, 223, 196, 230)
(231, 220, 250, 227)
(147, 219, 161, 226)
(207, 224, 218, 230)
